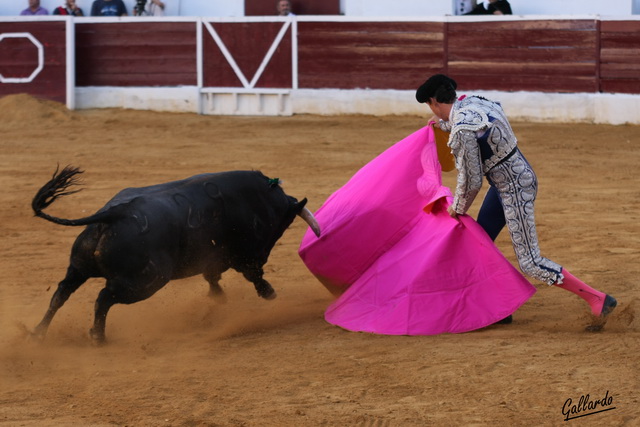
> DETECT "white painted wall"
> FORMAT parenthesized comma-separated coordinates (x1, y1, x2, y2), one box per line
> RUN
(2, 0, 637, 16)
(75, 86, 640, 125)
(343, 0, 451, 16)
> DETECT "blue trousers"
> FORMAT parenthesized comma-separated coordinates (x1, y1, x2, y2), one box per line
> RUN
(476, 184, 505, 241)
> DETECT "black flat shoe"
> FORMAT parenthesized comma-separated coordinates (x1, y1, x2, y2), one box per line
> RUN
(585, 294, 617, 332)
(493, 314, 513, 325)
(600, 294, 617, 316)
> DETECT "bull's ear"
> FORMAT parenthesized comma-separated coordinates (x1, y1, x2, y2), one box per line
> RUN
(268, 177, 281, 187)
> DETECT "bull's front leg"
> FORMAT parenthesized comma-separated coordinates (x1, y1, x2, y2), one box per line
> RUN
(242, 267, 276, 300)
(203, 259, 230, 303)
(203, 270, 228, 304)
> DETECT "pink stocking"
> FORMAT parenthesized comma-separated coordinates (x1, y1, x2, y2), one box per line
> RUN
(555, 268, 606, 316)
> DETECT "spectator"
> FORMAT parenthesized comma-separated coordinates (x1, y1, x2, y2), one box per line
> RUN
(91, 0, 128, 16)
(276, 0, 294, 16)
(133, 0, 165, 16)
(53, 0, 84, 16)
(454, 0, 477, 15)
(487, 0, 512, 15)
(465, 0, 512, 15)
(20, 0, 49, 15)
(145, 0, 166, 16)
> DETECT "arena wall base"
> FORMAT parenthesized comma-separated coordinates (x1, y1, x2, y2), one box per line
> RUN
(73, 87, 640, 125)
(75, 87, 200, 113)
(291, 89, 423, 117)
(292, 89, 640, 125)
(200, 89, 292, 116)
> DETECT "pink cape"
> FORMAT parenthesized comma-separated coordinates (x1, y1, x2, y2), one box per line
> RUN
(298, 124, 536, 335)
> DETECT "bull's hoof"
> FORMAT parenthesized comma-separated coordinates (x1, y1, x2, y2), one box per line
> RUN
(89, 328, 107, 346)
(23, 324, 46, 342)
(29, 330, 46, 342)
(260, 289, 277, 300)
(209, 291, 228, 304)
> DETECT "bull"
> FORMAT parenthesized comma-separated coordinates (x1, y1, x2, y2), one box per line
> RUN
(30, 166, 321, 344)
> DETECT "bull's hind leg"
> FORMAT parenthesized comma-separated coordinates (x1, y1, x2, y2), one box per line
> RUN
(33, 265, 89, 340)
(241, 267, 276, 300)
(90, 275, 170, 344)
(89, 287, 117, 344)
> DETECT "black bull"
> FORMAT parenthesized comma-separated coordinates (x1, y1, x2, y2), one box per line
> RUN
(31, 166, 321, 343)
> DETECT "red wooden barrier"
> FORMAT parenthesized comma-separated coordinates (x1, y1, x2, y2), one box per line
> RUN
(447, 20, 599, 93)
(0, 21, 67, 104)
(75, 22, 197, 87)
(203, 21, 292, 88)
(297, 21, 445, 90)
(2, 17, 639, 108)
(600, 20, 640, 94)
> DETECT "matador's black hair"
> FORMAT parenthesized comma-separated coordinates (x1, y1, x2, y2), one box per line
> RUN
(415, 74, 458, 104)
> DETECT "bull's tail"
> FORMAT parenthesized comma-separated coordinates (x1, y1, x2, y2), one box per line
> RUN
(32, 165, 111, 227)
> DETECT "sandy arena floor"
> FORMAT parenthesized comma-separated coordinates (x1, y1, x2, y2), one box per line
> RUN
(0, 94, 638, 426)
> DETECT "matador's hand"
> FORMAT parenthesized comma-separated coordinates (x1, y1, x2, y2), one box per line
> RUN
(447, 205, 459, 220)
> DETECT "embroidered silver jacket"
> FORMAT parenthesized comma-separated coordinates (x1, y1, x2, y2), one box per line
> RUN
(438, 96, 518, 214)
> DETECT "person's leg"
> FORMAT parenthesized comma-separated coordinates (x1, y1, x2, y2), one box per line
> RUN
(495, 158, 563, 286)
(492, 156, 616, 319)
(477, 185, 505, 241)
(478, 184, 512, 325)
(556, 269, 617, 316)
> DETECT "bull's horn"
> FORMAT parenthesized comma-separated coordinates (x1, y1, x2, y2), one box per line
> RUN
(299, 207, 321, 237)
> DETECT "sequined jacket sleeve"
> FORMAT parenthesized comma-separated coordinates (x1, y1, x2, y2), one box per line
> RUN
(449, 129, 484, 214)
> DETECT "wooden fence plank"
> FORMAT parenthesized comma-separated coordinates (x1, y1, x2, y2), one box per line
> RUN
(76, 22, 197, 87)
(600, 21, 640, 32)
(298, 21, 445, 89)
(449, 61, 596, 76)
(458, 74, 598, 93)
(600, 79, 640, 93)
(449, 47, 596, 63)
(601, 48, 640, 62)
(449, 20, 598, 32)
(448, 31, 597, 49)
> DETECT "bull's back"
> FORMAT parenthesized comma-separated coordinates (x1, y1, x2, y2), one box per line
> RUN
(102, 171, 275, 206)
(103, 172, 223, 209)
